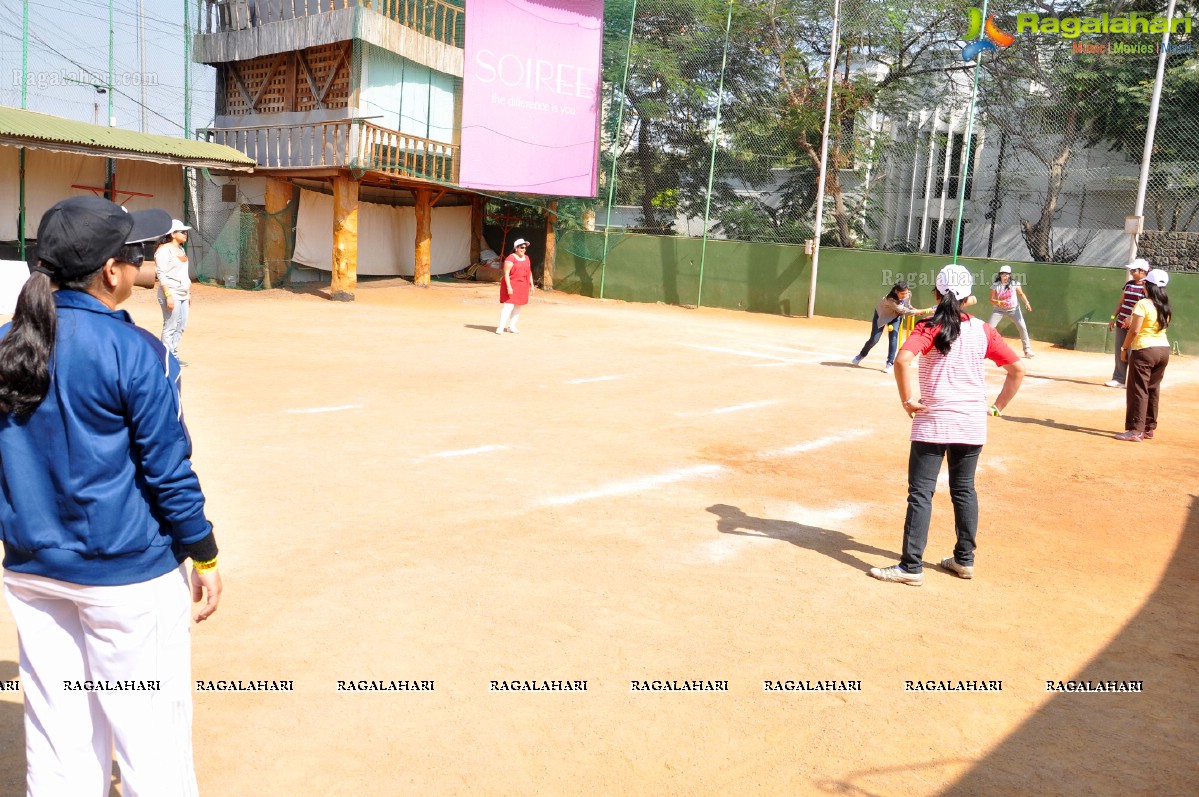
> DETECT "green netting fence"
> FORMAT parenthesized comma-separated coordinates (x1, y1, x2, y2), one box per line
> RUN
(550, 0, 1198, 281)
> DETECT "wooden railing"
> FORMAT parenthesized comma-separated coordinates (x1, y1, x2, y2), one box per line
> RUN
(203, 0, 463, 48)
(203, 119, 459, 184)
(357, 122, 457, 183)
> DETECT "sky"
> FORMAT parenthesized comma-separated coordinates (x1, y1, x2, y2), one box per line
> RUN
(0, 0, 217, 137)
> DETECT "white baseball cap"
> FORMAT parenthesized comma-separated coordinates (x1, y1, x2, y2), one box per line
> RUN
(935, 264, 973, 301)
(1145, 268, 1169, 287)
(998, 265, 1012, 274)
(1126, 258, 1149, 273)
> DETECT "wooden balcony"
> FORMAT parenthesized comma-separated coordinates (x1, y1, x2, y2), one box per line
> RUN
(202, 119, 459, 184)
(203, 0, 463, 48)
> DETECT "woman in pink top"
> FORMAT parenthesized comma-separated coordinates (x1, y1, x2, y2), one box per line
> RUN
(869, 265, 1025, 586)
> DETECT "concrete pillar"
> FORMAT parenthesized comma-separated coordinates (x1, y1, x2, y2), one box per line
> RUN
(331, 173, 358, 301)
(263, 177, 296, 289)
(414, 188, 431, 287)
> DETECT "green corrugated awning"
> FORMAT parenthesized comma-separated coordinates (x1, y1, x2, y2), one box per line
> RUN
(0, 106, 255, 171)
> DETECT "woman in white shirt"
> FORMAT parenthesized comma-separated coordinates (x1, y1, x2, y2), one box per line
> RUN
(987, 265, 1034, 358)
(155, 220, 192, 365)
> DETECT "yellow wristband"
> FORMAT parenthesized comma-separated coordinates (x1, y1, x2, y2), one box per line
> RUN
(192, 557, 218, 573)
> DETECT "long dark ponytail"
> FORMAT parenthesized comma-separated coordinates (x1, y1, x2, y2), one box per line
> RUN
(1144, 282, 1171, 331)
(0, 266, 95, 417)
(918, 289, 964, 355)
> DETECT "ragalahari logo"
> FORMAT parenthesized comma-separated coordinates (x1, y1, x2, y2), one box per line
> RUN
(962, 8, 1016, 61)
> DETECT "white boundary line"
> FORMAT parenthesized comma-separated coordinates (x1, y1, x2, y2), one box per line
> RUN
(759, 429, 872, 458)
(541, 464, 724, 507)
(286, 405, 362, 414)
(565, 375, 624, 384)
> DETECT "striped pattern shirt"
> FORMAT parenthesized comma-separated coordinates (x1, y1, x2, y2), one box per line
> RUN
(1116, 281, 1147, 326)
(902, 316, 1019, 445)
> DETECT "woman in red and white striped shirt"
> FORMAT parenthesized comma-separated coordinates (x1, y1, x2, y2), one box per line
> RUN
(869, 264, 1025, 586)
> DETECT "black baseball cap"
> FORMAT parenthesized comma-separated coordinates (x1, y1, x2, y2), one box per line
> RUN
(36, 196, 173, 281)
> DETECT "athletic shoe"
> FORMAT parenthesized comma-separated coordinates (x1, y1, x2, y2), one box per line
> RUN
(868, 565, 922, 586)
(176, 358, 189, 367)
(1115, 430, 1144, 442)
(1024, 351, 1035, 359)
(1103, 380, 1123, 388)
(939, 557, 974, 579)
(1144, 429, 1155, 439)
(851, 355, 863, 366)
(495, 328, 504, 335)
(507, 326, 520, 334)
(883, 364, 892, 374)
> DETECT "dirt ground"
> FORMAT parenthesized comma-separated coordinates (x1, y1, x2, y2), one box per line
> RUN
(1, 278, 1196, 796)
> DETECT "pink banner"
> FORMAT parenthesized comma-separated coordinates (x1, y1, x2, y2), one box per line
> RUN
(459, 0, 603, 197)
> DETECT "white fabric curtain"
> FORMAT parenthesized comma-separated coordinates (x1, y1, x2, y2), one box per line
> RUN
(0, 147, 19, 240)
(13, 151, 186, 239)
(291, 188, 470, 276)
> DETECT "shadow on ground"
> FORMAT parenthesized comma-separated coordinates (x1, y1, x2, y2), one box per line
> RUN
(938, 495, 1199, 795)
(707, 504, 899, 573)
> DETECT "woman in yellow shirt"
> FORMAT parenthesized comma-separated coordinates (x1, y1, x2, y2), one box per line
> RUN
(1116, 268, 1172, 441)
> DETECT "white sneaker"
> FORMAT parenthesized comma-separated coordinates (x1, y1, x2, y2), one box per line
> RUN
(507, 326, 520, 334)
(851, 355, 863, 366)
(883, 364, 892, 374)
(1103, 380, 1123, 388)
(868, 566, 922, 586)
(495, 328, 504, 335)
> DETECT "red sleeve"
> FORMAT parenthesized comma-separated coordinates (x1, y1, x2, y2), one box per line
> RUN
(900, 322, 938, 356)
(983, 322, 1020, 366)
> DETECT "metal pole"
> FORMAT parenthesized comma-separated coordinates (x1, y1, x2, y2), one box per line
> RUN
(139, 0, 147, 132)
(106, 0, 114, 200)
(108, 0, 114, 126)
(1127, 0, 1178, 263)
(599, 0, 637, 300)
(950, 0, 989, 264)
(184, 0, 193, 138)
(805, 0, 840, 318)
(18, 0, 28, 259)
(696, 0, 734, 309)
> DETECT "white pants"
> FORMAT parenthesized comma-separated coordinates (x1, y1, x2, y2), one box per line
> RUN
(497, 303, 522, 331)
(3, 565, 199, 797)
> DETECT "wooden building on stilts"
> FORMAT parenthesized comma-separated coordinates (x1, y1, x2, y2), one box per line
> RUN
(193, 0, 553, 299)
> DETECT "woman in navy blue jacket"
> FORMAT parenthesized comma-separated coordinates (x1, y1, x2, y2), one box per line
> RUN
(0, 196, 221, 796)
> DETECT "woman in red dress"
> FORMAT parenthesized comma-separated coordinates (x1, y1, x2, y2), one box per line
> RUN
(497, 238, 533, 334)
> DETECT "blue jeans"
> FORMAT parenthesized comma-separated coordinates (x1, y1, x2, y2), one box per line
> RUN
(899, 441, 982, 574)
(858, 311, 899, 365)
(158, 295, 189, 356)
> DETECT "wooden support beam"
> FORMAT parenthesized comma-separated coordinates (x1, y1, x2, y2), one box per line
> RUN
(414, 187, 432, 287)
(228, 63, 254, 110)
(331, 173, 358, 301)
(296, 50, 324, 110)
(469, 195, 482, 265)
(249, 54, 287, 111)
(316, 43, 352, 106)
(263, 177, 296, 289)
(543, 200, 557, 291)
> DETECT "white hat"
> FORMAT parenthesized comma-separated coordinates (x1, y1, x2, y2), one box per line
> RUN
(1126, 258, 1149, 272)
(513, 238, 530, 249)
(168, 219, 191, 234)
(1145, 268, 1169, 287)
(935, 264, 973, 301)
(998, 265, 1012, 274)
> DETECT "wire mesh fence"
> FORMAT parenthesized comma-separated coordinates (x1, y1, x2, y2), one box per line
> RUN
(557, 0, 1198, 271)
